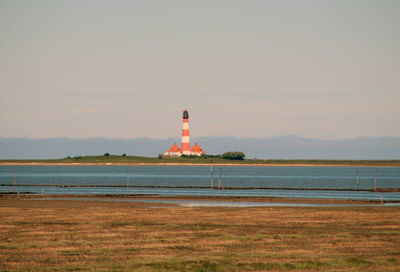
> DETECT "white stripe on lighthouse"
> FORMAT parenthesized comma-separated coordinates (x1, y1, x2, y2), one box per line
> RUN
(182, 122, 189, 130)
(181, 136, 190, 143)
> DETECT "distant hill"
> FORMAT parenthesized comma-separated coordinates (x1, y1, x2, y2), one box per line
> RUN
(1, 136, 400, 160)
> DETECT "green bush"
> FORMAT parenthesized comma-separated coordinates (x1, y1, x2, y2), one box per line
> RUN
(201, 154, 221, 159)
(221, 151, 246, 160)
(180, 154, 199, 158)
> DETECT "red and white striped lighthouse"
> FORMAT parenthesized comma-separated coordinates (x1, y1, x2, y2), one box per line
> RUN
(163, 110, 205, 157)
(181, 110, 191, 155)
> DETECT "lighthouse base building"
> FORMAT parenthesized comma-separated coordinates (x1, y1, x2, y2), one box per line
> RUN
(163, 142, 205, 157)
(163, 110, 205, 157)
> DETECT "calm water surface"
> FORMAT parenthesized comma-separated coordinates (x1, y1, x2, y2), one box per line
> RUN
(1, 165, 399, 201)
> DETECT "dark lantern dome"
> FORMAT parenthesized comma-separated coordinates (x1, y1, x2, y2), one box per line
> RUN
(182, 110, 189, 119)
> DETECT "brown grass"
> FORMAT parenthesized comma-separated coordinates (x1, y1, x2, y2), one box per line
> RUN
(0, 197, 399, 271)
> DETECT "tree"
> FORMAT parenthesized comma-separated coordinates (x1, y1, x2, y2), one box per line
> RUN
(221, 151, 246, 160)
(104, 153, 110, 156)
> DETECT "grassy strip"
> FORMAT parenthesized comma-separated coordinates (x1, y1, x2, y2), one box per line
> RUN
(1, 155, 400, 166)
(0, 198, 399, 271)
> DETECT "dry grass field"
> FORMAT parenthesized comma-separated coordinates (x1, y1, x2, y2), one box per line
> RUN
(0, 196, 399, 271)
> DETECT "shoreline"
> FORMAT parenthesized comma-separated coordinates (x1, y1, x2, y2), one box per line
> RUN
(1, 193, 395, 205)
(1, 162, 400, 167)
(5, 183, 400, 192)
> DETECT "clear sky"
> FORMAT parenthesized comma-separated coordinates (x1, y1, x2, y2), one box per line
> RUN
(1, 0, 399, 140)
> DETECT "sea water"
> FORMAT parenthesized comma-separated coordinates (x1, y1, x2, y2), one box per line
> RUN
(0, 165, 399, 200)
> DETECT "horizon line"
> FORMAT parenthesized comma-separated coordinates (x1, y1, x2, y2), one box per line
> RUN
(1, 135, 399, 141)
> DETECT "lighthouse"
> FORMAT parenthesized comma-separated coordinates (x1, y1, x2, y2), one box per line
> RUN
(181, 110, 191, 155)
(163, 110, 205, 157)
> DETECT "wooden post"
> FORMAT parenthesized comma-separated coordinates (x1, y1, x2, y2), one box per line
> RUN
(210, 165, 213, 189)
(356, 170, 359, 191)
(218, 168, 222, 189)
(14, 167, 16, 190)
(127, 169, 130, 189)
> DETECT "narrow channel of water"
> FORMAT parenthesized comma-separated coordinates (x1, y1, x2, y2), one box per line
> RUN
(33, 197, 400, 207)
(4, 186, 400, 202)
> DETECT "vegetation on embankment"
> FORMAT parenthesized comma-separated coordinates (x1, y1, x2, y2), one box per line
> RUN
(1, 154, 400, 166)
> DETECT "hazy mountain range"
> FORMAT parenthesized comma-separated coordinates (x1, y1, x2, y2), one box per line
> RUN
(1, 136, 400, 160)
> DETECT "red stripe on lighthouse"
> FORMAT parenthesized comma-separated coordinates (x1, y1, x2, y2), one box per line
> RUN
(181, 143, 190, 151)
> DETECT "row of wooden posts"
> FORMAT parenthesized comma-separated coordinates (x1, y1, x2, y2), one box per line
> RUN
(10, 167, 225, 190)
(12, 166, 378, 191)
(355, 169, 378, 191)
(209, 165, 223, 189)
(126, 166, 224, 189)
